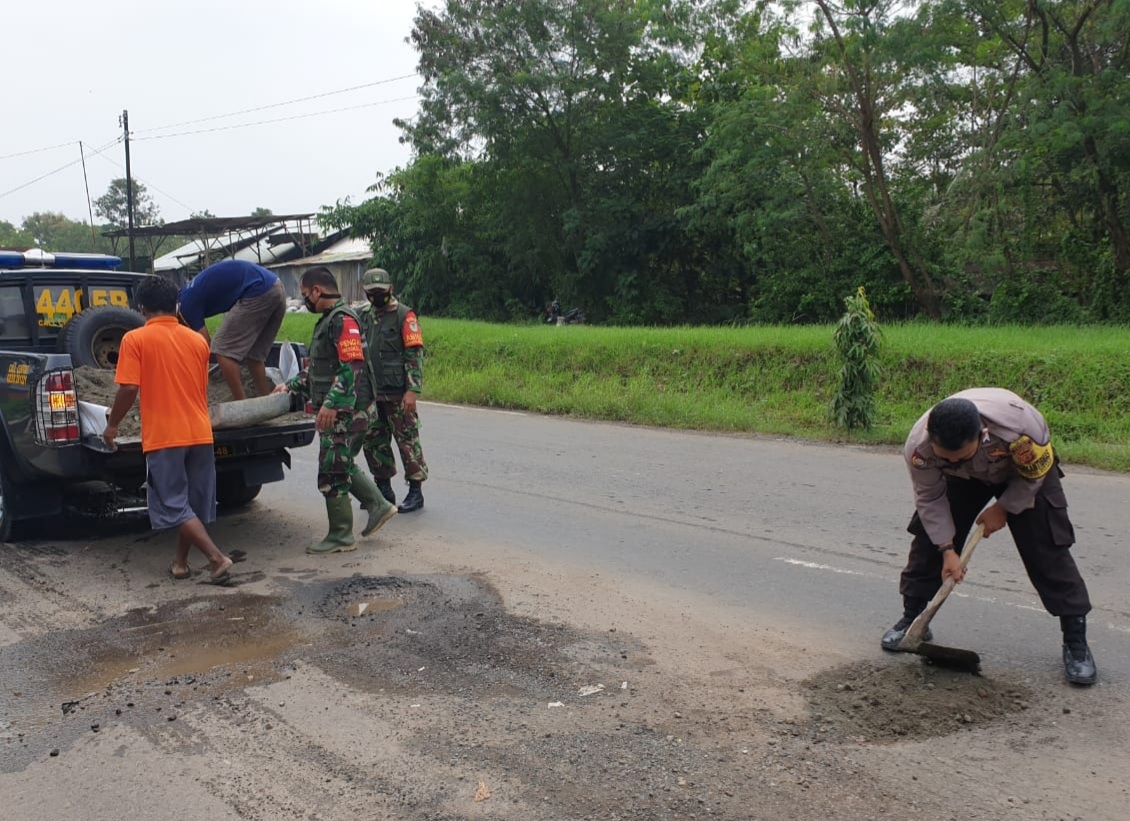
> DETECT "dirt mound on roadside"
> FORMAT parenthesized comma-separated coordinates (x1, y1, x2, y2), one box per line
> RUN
(801, 659, 1034, 742)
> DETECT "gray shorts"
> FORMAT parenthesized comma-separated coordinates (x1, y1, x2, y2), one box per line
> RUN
(211, 279, 287, 363)
(145, 445, 217, 530)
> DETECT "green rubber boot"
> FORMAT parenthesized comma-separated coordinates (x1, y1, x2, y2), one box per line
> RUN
(307, 495, 357, 554)
(350, 472, 398, 537)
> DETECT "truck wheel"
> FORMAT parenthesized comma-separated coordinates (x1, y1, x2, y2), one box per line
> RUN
(57, 306, 145, 369)
(216, 474, 263, 508)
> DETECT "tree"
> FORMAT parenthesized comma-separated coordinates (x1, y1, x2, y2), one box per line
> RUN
(19, 212, 113, 253)
(190, 209, 216, 220)
(0, 220, 32, 248)
(803, 0, 945, 318)
(391, 0, 720, 322)
(93, 178, 160, 229)
(319, 0, 1130, 326)
(250, 207, 274, 218)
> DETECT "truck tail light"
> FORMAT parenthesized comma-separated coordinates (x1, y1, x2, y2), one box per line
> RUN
(35, 369, 81, 445)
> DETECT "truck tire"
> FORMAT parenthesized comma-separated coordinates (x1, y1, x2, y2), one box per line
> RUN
(57, 305, 145, 369)
(216, 474, 263, 508)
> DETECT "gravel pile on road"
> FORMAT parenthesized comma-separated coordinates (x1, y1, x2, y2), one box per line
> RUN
(73, 366, 279, 438)
(801, 659, 1034, 741)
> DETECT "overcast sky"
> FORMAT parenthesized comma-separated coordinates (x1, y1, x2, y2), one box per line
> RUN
(1, 0, 434, 227)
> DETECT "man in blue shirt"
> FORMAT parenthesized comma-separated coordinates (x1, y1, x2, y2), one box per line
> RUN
(178, 259, 288, 399)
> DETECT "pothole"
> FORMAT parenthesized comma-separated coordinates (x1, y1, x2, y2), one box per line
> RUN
(309, 574, 422, 622)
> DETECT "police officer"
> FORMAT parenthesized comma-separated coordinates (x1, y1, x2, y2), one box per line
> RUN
(357, 267, 428, 513)
(273, 267, 396, 553)
(881, 388, 1097, 685)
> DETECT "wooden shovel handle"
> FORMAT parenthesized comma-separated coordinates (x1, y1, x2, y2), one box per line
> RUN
(900, 523, 985, 647)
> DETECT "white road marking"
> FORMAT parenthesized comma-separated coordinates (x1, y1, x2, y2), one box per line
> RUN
(774, 556, 1125, 629)
(774, 557, 871, 577)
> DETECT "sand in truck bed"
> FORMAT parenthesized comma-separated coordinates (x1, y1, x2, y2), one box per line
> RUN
(73, 366, 310, 440)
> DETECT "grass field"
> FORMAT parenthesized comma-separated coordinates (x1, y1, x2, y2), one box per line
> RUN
(274, 313, 1130, 472)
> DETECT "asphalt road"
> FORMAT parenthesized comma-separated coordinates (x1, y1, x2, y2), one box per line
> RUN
(1, 402, 1127, 820)
(391, 402, 1130, 681)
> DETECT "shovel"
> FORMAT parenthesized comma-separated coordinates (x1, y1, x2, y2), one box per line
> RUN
(897, 522, 984, 671)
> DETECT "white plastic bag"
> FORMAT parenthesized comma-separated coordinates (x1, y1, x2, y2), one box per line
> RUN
(279, 342, 300, 383)
(78, 401, 109, 436)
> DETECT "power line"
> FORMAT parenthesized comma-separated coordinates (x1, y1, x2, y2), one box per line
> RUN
(0, 140, 85, 162)
(0, 138, 121, 201)
(79, 142, 97, 251)
(135, 74, 420, 135)
(1, 73, 419, 163)
(89, 150, 197, 214)
(132, 95, 420, 141)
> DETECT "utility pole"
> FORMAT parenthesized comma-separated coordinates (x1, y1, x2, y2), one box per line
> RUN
(120, 109, 136, 271)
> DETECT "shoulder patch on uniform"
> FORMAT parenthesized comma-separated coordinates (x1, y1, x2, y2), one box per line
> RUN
(910, 452, 929, 469)
(1009, 435, 1055, 479)
(402, 310, 424, 347)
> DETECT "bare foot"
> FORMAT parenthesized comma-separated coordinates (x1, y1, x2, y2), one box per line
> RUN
(169, 563, 191, 580)
(209, 556, 234, 580)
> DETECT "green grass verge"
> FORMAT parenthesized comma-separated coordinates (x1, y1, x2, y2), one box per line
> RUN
(274, 314, 1130, 472)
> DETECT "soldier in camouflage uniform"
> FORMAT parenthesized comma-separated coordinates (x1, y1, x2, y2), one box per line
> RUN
(357, 268, 428, 513)
(273, 267, 397, 553)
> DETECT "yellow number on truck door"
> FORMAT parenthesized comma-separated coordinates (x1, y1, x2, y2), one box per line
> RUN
(35, 286, 132, 329)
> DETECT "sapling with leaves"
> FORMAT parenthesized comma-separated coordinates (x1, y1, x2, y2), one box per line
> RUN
(832, 286, 881, 430)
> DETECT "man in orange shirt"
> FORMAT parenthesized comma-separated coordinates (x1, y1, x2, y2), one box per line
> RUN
(103, 276, 235, 583)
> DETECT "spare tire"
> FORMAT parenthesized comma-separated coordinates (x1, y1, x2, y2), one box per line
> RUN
(57, 306, 145, 369)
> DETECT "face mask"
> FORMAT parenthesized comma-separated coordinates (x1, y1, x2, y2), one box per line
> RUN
(367, 290, 391, 307)
(304, 291, 341, 312)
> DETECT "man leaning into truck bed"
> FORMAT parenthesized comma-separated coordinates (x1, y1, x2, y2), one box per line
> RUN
(177, 258, 288, 400)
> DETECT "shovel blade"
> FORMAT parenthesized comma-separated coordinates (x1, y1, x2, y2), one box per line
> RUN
(915, 641, 981, 672)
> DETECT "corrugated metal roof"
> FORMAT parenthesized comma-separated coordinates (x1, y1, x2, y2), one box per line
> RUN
(153, 231, 301, 272)
(268, 235, 372, 268)
(104, 213, 316, 238)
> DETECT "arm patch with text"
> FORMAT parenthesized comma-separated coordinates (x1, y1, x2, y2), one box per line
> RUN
(1009, 435, 1055, 479)
(402, 310, 424, 347)
(336, 316, 365, 363)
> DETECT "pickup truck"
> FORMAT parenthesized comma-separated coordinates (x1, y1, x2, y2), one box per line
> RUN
(0, 249, 315, 540)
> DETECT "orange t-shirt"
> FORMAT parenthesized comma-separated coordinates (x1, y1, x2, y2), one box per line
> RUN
(115, 315, 213, 452)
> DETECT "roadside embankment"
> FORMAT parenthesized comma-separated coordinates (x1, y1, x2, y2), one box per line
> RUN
(274, 315, 1130, 471)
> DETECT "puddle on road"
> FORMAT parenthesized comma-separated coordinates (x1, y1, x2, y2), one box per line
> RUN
(63, 596, 307, 696)
(346, 599, 403, 618)
(1, 574, 645, 775)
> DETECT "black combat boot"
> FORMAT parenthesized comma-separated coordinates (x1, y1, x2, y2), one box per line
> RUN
(375, 478, 396, 506)
(398, 480, 424, 513)
(881, 596, 933, 652)
(1061, 615, 1098, 685)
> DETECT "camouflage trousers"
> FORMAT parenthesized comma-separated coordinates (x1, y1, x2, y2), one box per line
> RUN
(317, 405, 373, 498)
(362, 399, 428, 483)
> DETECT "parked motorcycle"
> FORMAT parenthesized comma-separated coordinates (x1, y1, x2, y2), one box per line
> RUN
(546, 300, 586, 325)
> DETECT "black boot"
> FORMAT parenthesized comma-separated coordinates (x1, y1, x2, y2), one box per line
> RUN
(1061, 615, 1098, 685)
(398, 480, 424, 513)
(881, 596, 933, 652)
(375, 478, 396, 506)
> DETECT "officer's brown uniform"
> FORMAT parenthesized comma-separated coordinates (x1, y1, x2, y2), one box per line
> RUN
(901, 388, 1091, 617)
